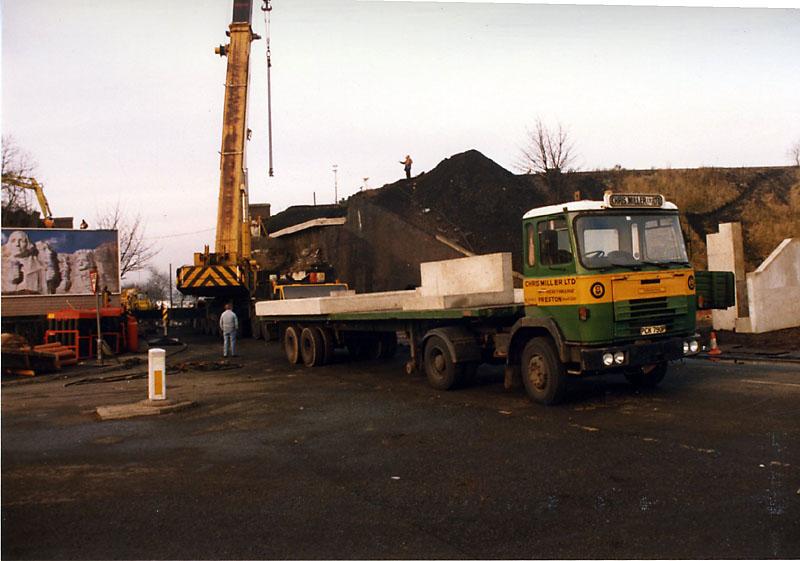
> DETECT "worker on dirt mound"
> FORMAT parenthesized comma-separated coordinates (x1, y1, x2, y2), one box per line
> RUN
(399, 154, 413, 179)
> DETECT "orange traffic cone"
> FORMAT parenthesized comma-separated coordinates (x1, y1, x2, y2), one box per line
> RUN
(708, 331, 722, 355)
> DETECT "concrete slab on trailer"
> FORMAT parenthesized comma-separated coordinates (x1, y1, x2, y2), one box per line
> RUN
(256, 252, 518, 318)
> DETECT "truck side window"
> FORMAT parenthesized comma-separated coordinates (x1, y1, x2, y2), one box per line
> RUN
(538, 218, 573, 266)
(526, 222, 536, 267)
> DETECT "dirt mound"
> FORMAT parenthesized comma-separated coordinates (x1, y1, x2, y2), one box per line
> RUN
(354, 150, 549, 270)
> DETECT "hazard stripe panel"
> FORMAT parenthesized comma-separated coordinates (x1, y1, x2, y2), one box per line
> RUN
(178, 266, 244, 289)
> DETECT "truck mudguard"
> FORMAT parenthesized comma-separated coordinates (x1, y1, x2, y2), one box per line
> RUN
(422, 327, 482, 364)
(508, 317, 568, 364)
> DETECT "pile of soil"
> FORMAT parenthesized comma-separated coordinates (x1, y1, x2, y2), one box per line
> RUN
(353, 150, 552, 271)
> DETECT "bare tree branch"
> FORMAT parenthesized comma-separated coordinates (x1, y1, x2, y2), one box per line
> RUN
(789, 139, 800, 167)
(96, 201, 160, 278)
(2, 136, 40, 223)
(515, 118, 577, 176)
(515, 118, 578, 201)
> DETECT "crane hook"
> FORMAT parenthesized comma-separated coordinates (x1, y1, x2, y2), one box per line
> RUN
(261, 0, 272, 12)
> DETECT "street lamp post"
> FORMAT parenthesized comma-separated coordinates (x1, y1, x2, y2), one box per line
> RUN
(332, 164, 338, 204)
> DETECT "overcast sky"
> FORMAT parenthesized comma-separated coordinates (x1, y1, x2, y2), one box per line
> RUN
(2, 1, 799, 284)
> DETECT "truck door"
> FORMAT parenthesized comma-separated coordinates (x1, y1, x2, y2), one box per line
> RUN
(694, 270, 736, 309)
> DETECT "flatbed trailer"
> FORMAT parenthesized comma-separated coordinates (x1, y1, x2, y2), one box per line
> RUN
(257, 193, 735, 405)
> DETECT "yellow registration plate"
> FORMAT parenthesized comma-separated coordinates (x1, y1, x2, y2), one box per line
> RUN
(640, 325, 667, 335)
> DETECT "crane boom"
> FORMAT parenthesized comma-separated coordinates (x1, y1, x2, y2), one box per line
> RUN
(215, 0, 255, 261)
(176, 0, 267, 337)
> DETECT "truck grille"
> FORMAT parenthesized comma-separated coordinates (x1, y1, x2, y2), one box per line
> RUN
(613, 297, 689, 339)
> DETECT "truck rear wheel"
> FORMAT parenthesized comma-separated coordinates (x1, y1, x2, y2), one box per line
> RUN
(283, 325, 301, 365)
(300, 327, 325, 367)
(316, 327, 335, 365)
(424, 335, 465, 391)
(520, 337, 567, 405)
(625, 362, 668, 388)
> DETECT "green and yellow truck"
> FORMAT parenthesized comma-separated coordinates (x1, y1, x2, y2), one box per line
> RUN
(257, 193, 734, 405)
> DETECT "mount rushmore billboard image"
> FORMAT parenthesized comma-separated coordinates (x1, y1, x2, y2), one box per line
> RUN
(1, 228, 120, 297)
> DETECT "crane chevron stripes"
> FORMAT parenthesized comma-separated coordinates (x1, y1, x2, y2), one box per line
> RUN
(178, 265, 243, 289)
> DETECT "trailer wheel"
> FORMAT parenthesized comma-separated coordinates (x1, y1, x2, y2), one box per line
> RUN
(520, 337, 567, 405)
(316, 327, 335, 365)
(625, 362, 668, 388)
(283, 325, 301, 365)
(300, 327, 325, 367)
(424, 335, 465, 391)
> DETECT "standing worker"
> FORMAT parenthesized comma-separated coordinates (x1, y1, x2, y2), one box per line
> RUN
(399, 154, 413, 179)
(219, 303, 239, 358)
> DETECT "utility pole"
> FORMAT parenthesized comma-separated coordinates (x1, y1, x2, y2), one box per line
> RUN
(332, 164, 338, 204)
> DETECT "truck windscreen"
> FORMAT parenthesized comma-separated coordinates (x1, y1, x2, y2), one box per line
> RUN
(575, 213, 689, 269)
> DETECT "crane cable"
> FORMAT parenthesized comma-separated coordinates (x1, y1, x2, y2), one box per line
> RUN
(261, 0, 274, 178)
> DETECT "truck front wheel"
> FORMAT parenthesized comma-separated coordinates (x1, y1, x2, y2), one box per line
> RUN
(625, 362, 668, 388)
(424, 335, 465, 391)
(520, 337, 567, 405)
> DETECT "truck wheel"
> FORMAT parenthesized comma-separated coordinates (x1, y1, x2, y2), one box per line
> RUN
(316, 327, 335, 365)
(520, 337, 567, 405)
(625, 362, 668, 388)
(283, 325, 301, 365)
(300, 327, 325, 367)
(424, 335, 465, 391)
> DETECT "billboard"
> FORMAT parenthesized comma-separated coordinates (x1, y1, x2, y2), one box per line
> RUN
(1, 228, 120, 297)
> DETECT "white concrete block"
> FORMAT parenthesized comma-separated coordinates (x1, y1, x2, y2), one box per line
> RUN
(318, 290, 416, 314)
(255, 297, 325, 317)
(419, 253, 513, 297)
(743, 238, 800, 333)
(707, 223, 745, 331)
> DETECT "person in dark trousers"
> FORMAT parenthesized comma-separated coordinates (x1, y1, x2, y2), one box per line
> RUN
(219, 303, 239, 357)
(400, 155, 413, 179)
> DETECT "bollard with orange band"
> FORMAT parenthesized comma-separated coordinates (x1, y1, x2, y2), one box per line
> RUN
(148, 348, 166, 400)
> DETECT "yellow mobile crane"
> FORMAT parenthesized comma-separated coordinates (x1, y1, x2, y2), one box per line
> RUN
(176, 0, 268, 336)
(2, 174, 56, 227)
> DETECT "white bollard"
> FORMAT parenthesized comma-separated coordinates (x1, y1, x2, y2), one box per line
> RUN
(148, 348, 166, 401)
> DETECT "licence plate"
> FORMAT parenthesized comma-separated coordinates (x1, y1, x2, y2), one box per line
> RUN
(640, 325, 667, 335)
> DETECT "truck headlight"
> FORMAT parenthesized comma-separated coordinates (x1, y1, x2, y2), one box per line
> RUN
(602, 353, 614, 366)
(613, 351, 625, 365)
(683, 340, 700, 354)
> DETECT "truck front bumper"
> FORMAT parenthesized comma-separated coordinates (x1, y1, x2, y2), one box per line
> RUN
(579, 336, 695, 372)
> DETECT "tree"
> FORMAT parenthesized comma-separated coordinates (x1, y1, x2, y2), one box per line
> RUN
(789, 139, 800, 167)
(141, 266, 171, 303)
(516, 118, 578, 200)
(2, 136, 40, 225)
(96, 202, 159, 279)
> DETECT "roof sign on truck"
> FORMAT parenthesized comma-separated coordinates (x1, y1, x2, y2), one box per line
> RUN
(604, 192, 665, 208)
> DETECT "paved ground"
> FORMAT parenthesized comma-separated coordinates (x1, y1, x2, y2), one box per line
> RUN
(2, 332, 799, 559)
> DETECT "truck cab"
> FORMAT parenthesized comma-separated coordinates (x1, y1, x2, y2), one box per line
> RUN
(511, 192, 730, 403)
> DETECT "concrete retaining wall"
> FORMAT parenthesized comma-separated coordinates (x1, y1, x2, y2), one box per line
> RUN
(736, 238, 800, 333)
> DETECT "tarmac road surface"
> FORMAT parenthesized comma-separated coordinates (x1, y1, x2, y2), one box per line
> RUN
(2, 332, 799, 559)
